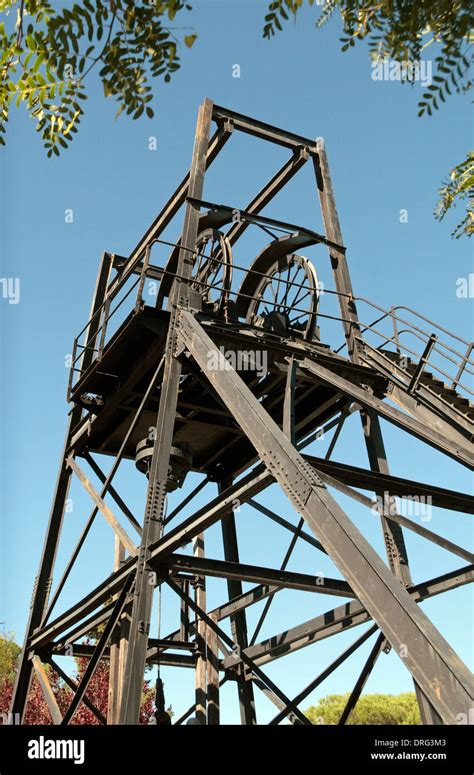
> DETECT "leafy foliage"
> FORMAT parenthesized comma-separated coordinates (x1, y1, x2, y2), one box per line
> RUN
(0, 632, 20, 685)
(435, 152, 474, 238)
(0, 634, 154, 723)
(263, 0, 473, 237)
(306, 692, 422, 725)
(0, 0, 196, 155)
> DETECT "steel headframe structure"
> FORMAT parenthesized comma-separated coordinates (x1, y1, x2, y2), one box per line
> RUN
(10, 98, 474, 726)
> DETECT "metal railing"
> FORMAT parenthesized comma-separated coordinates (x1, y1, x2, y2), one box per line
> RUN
(348, 299, 474, 415)
(67, 274, 143, 400)
(67, 243, 473, 420)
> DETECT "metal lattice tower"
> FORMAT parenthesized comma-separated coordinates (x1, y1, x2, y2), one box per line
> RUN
(10, 99, 474, 726)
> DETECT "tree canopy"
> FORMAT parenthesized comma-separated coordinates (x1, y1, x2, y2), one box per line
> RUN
(0, 0, 195, 156)
(1, 0, 472, 236)
(0, 632, 20, 686)
(263, 0, 473, 238)
(306, 691, 422, 725)
(0, 633, 154, 724)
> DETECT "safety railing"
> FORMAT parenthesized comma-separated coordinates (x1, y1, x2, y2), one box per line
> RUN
(67, 273, 143, 400)
(67, 240, 473, 422)
(348, 299, 474, 413)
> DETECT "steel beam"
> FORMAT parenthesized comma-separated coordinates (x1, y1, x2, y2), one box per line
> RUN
(212, 104, 318, 152)
(251, 678, 303, 725)
(178, 310, 474, 723)
(309, 467, 473, 564)
(62, 574, 133, 725)
(249, 516, 306, 646)
(301, 357, 474, 469)
(313, 148, 445, 722)
(43, 357, 164, 626)
(32, 656, 63, 725)
(167, 578, 311, 726)
(313, 142, 361, 357)
(338, 632, 385, 725)
(53, 643, 195, 668)
(218, 479, 256, 725)
(223, 565, 474, 669)
(193, 534, 207, 724)
(158, 553, 355, 597)
(304, 455, 474, 514)
(67, 456, 138, 556)
(247, 498, 327, 553)
(108, 537, 126, 724)
(79, 251, 114, 376)
(224, 149, 310, 248)
(206, 614, 220, 725)
(118, 97, 214, 725)
(269, 624, 379, 725)
(83, 452, 141, 533)
(10, 405, 82, 721)
(29, 467, 273, 651)
(107, 122, 233, 300)
(46, 657, 106, 725)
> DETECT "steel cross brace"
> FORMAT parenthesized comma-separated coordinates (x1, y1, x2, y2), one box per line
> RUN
(223, 565, 474, 670)
(166, 578, 311, 725)
(176, 308, 474, 724)
(301, 357, 474, 469)
(269, 624, 379, 725)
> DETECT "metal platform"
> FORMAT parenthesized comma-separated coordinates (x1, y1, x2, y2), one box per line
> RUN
(10, 98, 473, 728)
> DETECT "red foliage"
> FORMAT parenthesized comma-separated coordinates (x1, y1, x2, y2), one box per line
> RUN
(0, 654, 154, 725)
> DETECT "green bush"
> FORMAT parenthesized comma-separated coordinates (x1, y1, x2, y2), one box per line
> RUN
(306, 692, 421, 725)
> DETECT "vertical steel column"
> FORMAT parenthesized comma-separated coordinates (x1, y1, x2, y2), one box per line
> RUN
(314, 144, 413, 583)
(193, 534, 207, 724)
(313, 142, 361, 359)
(283, 357, 297, 444)
(10, 405, 82, 721)
(314, 144, 438, 721)
(81, 251, 114, 374)
(206, 613, 220, 725)
(118, 97, 214, 724)
(177, 311, 473, 723)
(361, 411, 412, 586)
(13, 246, 117, 724)
(219, 480, 257, 725)
(11, 242, 116, 721)
(107, 537, 126, 724)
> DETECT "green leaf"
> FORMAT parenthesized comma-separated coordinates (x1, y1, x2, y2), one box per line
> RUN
(184, 34, 197, 48)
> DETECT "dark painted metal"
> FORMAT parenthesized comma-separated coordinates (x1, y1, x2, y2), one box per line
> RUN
(178, 309, 473, 722)
(338, 632, 385, 725)
(13, 101, 473, 728)
(119, 98, 214, 725)
(158, 553, 355, 597)
(166, 578, 311, 725)
(269, 625, 379, 725)
(218, 479, 256, 725)
(10, 405, 82, 721)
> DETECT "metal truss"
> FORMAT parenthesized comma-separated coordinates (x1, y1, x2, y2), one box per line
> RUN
(10, 98, 473, 727)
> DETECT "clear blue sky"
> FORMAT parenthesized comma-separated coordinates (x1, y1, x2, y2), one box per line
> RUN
(0, 1, 472, 724)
